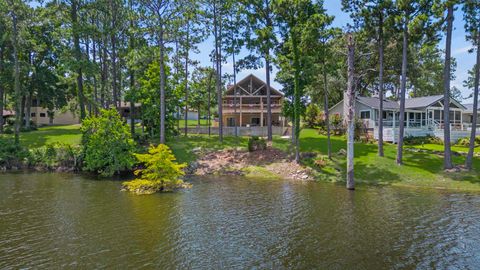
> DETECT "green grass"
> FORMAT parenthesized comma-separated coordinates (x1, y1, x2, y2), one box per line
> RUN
(4, 124, 480, 191)
(409, 143, 479, 153)
(1, 125, 82, 148)
(176, 119, 212, 127)
(271, 129, 480, 191)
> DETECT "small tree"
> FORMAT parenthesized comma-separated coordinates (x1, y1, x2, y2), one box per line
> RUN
(124, 144, 186, 194)
(81, 109, 136, 177)
(305, 103, 320, 128)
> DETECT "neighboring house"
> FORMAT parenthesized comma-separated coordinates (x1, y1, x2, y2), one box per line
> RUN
(29, 100, 141, 126)
(330, 95, 477, 142)
(117, 102, 142, 123)
(462, 104, 480, 126)
(175, 109, 199, 121)
(220, 74, 286, 127)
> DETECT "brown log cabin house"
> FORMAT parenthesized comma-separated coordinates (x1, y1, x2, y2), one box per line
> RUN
(219, 74, 286, 128)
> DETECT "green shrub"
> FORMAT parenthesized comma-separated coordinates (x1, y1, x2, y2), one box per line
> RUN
(0, 138, 28, 168)
(456, 136, 480, 147)
(3, 126, 13, 134)
(123, 144, 187, 194)
(28, 143, 82, 170)
(248, 136, 267, 152)
(305, 103, 321, 128)
(404, 135, 443, 145)
(81, 109, 136, 176)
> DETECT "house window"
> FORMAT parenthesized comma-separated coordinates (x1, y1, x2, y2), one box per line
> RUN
(31, 113, 36, 117)
(251, 117, 260, 126)
(40, 113, 46, 117)
(360, 110, 370, 119)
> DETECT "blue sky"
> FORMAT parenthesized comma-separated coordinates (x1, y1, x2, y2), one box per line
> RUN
(193, 1, 477, 103)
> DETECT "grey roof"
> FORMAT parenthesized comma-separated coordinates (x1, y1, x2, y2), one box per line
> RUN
(463, 104, 480, 112)
(404, 95, 443, 109)
(356, 96, 399, 110)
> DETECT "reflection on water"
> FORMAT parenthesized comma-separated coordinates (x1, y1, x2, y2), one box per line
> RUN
(1, 173, 479, 268)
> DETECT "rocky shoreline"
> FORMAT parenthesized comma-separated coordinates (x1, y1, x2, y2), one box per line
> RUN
(186, 148, 314, 181)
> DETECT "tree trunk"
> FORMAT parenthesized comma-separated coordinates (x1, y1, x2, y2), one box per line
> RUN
(323, 63, 331, 159)
(443, 5, 454, 170)
(233, 52, 238, 137)
(11, 11, 21, 145)
(378, 13, 384, 157)
(0, 45, 4, 134)
(25, 92, 31, 129)
(213, 2, 223, 141)
(396, 17, 409, 165)
(159, 23, 166, 144)
(100, 38, 107, 109)
(466, 32, 480, 170)
(266, 54, 272, 141)
(346, 34, 355, 190)
(184, 26, 190, 137)
(92, 36, 99, 115)
(111, 33, 118, 108)
(292, 34, 301, 163)
(207, 67, 213, 136)
(129, 0, 135, 135)
(71, 0, 86, 120)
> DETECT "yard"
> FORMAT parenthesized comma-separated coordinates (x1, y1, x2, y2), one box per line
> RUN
(3, 124, 480, 191)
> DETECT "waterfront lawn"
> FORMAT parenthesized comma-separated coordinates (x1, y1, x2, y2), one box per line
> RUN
(272, 129, 480, 191)
(2, 125, 82, 148)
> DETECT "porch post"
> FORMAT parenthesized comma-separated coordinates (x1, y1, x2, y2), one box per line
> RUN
(260, 97, 264, 127)
(461, 110, 463, 130)
(393, 111, 396, 128)
(240, 96, 243, 127)
(406, 111, 410, 128)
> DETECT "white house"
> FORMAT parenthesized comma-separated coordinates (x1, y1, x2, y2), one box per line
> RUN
(330, 95, 479, 143)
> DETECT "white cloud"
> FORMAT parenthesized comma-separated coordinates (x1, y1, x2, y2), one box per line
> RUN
(452, 46, 473, 56)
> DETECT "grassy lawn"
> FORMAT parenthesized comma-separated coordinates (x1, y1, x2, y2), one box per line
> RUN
(271, 129, 480, 191)
(1, 125, 82, 148)
(176, 119, 212, 127)
(4, 124, 480, 191)
(408, 143, 480, 153)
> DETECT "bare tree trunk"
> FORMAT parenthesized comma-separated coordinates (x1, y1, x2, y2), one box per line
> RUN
(0, 45, 4, 134)
(184, 26, 190, 137)
(346, 34, 355, 190)
(71, 0, 86, 120)
(92, 36, 99, 115)
(213, 2, 223, 141)
(396, 17, 409, 165)
(233, 48, 238, 137)
(292, 35, 301, 163)
(11, 10, 21, 145)
(378, 13, 384, 157)
(323, 65, 331, 159)
(466, 32, 480, 170)
(443, 5, 454, 170)
(159, 23, 166, 144)
(25, 92, 31, 129)
(266, 54, 272, 141)
(207, 67, 213, 136)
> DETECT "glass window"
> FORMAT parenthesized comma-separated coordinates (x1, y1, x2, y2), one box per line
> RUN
(30, 113, 36, 117)
(40, 113, 46, 117)
(360, 111, 370, 119)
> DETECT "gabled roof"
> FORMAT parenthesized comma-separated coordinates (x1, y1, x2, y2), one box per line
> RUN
(463, 104, 480, 112)
(2, 110, 15, 117)
(225, 74, 283, 96)
(404, 95, 443, 109)
(357, 96, 399, 110)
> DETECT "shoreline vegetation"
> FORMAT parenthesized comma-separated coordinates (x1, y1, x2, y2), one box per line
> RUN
(1, 123, 480, 192)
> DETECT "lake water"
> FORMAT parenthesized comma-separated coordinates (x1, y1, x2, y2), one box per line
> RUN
(1, 173, 480, 269)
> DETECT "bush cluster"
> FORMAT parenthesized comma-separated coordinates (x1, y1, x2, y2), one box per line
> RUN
(81, 109, 136, 177)
(0, 138, 29, 168)
(456, 136, 480, 147)
(248, 136, 267, 152)
(404, 135, 443, 145)
(28, 143, 82, 170)
(123, 144, 187, 194)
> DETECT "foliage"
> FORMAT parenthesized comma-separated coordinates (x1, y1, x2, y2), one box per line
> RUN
(124, 144, 186, 194)
(404, 135, 443, 146)
(81, 109, 136, 176)
(28, 143, 82, 170)
(456, 136, 480, 147)
(304, 103, 321, 128)
(248, 136, 267, 152)
(0, 137, 28, 168)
